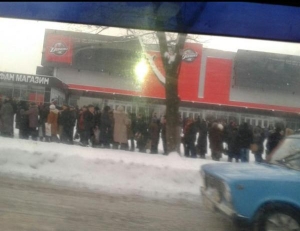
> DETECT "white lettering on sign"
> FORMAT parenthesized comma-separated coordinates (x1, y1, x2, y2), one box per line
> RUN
(0, 73, 14, 81)
(0, 72, 50, 85)
(50, 42, 68, 56)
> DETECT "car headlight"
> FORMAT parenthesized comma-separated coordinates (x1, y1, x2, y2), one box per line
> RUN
(223, 182, 232, 202)
(206, 187, 221, 203)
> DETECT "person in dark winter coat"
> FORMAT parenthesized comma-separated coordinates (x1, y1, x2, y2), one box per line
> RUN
(135, 114, 148, 153)
(252, 125, 265, 162)
(237, 122, 253, 162)
(176, 114, 183, 155)
(92, 106, 101, 146)
(81, 105, 95, 146)
(129, 113, 137, 151)
(107, 109, 114, 147)
(266, 126, 283, 156)
(0, 98, 14, 137)
(197, 118, 208, 159)
(9, 97, 17, 115)
(76, 106, 87, 143)
(148, 116, 160, 154)
(183, 117, 197, 158)
(60, 104, 74, 144)
(224, 122, 240, 162)
(161, 116, 167, 155)
(57, 108, 63, 141)
(15, 101, 22, 130)
(100, 106, 112, 148)
(209, 122, 224, 161)
(69, 106, 77, 142)
(23, 102, 39, 140)
(18, 101, 29, 139)
(38, 103, 50, 141)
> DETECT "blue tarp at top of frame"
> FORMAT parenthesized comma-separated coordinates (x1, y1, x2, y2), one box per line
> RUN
(0, 2, 300, 43)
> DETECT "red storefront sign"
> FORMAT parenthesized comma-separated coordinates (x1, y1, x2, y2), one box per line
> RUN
(141, 43, 202, 101)
(44, 34, 73, 64)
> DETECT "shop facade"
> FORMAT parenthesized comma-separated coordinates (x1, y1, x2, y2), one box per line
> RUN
(0, 71, 67, 105)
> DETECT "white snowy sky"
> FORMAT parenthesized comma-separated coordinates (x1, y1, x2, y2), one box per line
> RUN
(1, 17, 300, 75)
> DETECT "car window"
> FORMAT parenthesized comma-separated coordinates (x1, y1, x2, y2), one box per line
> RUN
(2, 11, 300, 231)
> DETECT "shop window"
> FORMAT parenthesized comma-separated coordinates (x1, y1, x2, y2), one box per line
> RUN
(229, 115, 238, 123)
(20, 88, 28, 100)
(0, 86, 13, 99)
(258, 120, 262, 127)
(132, 106, 136, 114)
(12, 87, 20, 100)
(138, 107, 146, 115)
(241, 117, 245, 124)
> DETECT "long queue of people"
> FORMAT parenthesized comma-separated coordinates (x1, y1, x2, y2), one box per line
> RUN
(182, 116, 293, 162)
(0, 97, 292, 160)
(0, 98, 167, 154)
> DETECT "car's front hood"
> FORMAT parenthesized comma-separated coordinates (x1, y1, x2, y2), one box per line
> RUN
(201, 162, 300, 183)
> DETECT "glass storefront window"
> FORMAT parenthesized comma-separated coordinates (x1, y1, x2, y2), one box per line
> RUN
(0, 82, 46, 103)
(126, 106, 132, 113)
(0, 86, 13, 99)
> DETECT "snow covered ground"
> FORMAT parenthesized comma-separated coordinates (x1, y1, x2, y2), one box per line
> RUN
(0, 128, 258, 202)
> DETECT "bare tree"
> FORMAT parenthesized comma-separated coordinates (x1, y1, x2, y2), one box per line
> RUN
(147, 2, 207, 154)
(65, 2, 208, 154)
(156, 32, 187, 154)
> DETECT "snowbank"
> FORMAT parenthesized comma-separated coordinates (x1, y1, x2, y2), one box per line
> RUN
(0, 137, 220, 201)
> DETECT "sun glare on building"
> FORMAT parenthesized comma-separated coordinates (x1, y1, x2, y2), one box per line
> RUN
(135, 59, 148, 83)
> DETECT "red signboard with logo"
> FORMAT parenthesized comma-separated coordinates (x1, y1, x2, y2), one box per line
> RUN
(44, 34, 73, 64)
(141, 43, 202, 100)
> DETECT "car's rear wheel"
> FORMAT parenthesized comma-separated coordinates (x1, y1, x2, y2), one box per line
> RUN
(254, 206, 300, 231)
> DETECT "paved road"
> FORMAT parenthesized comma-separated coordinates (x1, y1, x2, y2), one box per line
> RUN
(0, 174, 238, 231)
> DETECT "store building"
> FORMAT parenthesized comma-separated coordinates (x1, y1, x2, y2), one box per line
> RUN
(0, 71, 67, 105)
(2, 28, 300, 129)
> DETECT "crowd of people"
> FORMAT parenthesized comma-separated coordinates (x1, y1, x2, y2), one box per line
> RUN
(0, 97, 294, 162)
(0, 98, 167, 154)
(182, 116, 293, 163)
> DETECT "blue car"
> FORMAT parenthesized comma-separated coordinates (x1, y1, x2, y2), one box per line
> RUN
(200, 134, 300, 231)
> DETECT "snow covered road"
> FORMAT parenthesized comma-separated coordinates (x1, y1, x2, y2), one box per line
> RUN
(0, 174, 236, 231)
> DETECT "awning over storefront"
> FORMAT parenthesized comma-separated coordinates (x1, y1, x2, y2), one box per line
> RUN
(0, 71, 68, 90)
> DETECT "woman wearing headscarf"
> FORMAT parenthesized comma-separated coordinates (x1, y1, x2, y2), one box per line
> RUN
(47, 104, 59, 142)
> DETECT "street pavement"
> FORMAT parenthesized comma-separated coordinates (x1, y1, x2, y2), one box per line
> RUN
(0, 174, 238, 231)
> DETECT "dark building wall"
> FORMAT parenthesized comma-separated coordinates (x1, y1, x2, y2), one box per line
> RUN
(230, 49, 300, 108)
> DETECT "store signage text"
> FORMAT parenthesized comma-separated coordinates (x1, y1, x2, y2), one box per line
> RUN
(0, 72, 50, 85)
